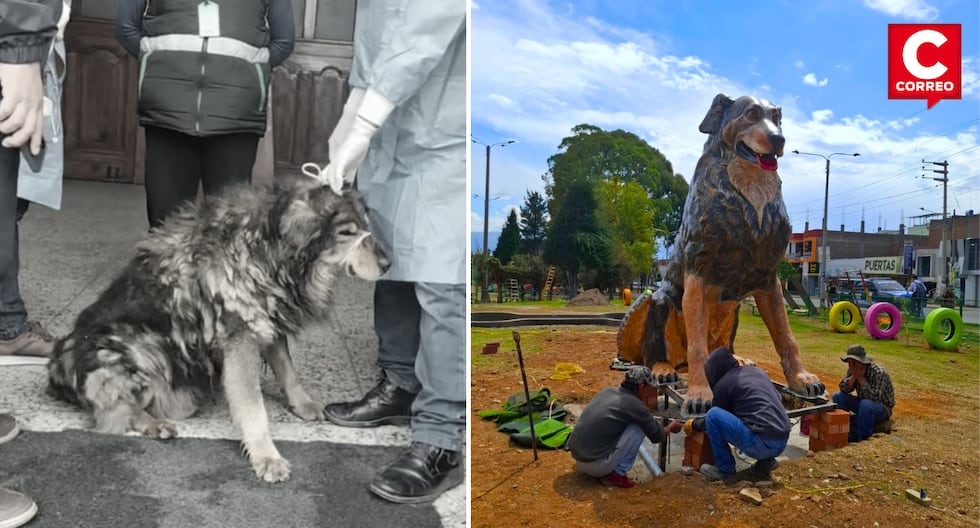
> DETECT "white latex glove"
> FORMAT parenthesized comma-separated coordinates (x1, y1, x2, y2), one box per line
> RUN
(0, 63, 45, 154)
(328, 87, 365, 159)
(322, 88, 395, 193)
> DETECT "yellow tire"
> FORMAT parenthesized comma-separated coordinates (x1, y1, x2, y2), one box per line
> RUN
(828, 301, 861, 333)
(621, 288, 632, 306)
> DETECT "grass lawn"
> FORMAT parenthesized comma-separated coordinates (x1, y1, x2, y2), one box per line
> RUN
(470, 309, 979, 396)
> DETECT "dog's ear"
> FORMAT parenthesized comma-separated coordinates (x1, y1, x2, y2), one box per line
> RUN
(698, 93, 735, 135)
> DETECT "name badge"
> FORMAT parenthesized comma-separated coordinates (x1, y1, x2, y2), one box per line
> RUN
(198, 2, 221, 38)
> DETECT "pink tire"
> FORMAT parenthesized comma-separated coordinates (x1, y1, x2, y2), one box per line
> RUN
(864, 302, 902, 340)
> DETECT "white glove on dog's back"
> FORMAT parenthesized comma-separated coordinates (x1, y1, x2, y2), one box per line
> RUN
(322, 88, 394, 194)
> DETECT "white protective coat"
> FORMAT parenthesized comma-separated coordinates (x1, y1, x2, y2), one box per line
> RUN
(349, 0, 466, 285)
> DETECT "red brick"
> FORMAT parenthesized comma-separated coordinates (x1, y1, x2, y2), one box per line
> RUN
(821, 410, 851, 425)
(809, 437, 826, 452)
(637, 385, 660, 410)
(684, 432, 715, 467)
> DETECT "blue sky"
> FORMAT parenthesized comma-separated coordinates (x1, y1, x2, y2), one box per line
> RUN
(470, 0, 980, 254)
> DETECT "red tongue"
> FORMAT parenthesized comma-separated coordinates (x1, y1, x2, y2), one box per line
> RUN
(758, 154, 778, 171)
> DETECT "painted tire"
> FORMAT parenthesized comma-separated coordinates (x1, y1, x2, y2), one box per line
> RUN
(923, 308, 964, 350)
(621, 288, 632, 306)
(864, 302, 902, 340)
(828, 301, 860, 333)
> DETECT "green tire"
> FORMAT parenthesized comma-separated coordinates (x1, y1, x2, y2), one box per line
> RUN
(923, 308, 964, 350)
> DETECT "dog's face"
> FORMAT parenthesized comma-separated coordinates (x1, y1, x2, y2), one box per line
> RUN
(699, 94, 785, 172)
(280, 183, 390, 281)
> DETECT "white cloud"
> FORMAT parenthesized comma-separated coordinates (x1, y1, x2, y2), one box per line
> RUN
(811, 109, 834, 122)
(862, 0, 939, 21)
(803, 73, 829, 87)
(488, 93, 518, 108)
(794, 60, 805, 69)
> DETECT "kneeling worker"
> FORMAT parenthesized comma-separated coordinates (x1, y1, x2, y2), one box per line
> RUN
(832, 344, 894, 442)
(684, 347, 790, 484)
(568, 366, 683, 488)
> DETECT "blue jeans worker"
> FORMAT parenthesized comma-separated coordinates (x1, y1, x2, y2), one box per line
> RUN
(684, 347, 791, 484)
(832, 344, 894, 442)
(567, 366, 682, 488)
(318, 1, 466, 504)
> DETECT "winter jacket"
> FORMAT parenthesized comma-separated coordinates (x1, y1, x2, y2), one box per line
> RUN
(567, 384, 664, 463)
(115, 0, 295, 136)
(0, 0, 63, 64)
(693, 347, 791, 442)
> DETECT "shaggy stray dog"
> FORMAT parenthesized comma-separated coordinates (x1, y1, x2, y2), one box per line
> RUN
(616, 93, 826, 415)
(48, 177, 389, 482)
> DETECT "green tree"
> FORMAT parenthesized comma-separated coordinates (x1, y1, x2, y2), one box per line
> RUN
(519, 190, 548, 254)
(542, 124, 688, 241)
(542, 124, 688, 273)
(544, 178, 613, 297)
(502, 252, 548, 300)
(493, 209, 521, 265)
(596, 179, 657, 282)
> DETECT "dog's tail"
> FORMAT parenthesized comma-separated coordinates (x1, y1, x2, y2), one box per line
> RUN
(616, 283, 683, 368)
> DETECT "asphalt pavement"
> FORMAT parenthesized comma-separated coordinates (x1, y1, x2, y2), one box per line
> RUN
(0, 179, 465, 528)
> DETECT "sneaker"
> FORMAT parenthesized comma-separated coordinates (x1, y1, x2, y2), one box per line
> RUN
(0, 321, 54, 365)
(0, 414, 19, 446)
(0, 487, 37, 528)
(600, 472, 635, 488)
(700, 464, 737, 485)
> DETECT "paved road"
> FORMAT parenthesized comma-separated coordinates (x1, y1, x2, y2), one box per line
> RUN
(0, 180, 465, 527)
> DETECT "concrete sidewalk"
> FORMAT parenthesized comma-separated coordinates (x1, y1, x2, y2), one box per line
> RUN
(0, 179, 465, 527)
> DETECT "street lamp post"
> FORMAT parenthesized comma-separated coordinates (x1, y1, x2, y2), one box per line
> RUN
(792, 150, 860, 308)
(472, 137, 515, 303)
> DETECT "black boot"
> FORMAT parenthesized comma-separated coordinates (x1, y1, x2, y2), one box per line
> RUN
(323, 376, 416, 427)
(369, 442, 462, 504)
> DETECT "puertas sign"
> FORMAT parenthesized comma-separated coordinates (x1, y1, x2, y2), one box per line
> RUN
(864, 256, 903, 275)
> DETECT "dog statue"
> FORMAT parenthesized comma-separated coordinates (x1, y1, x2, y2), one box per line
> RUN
(616, 93, 826, 415)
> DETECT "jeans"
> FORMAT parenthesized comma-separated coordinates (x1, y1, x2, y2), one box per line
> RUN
(704, 407, 788, 475)
(574, 423, 646, 477)
(374, 280, 466, 452)
(832, 392, 888, 441)
(0, 145, 31, 340)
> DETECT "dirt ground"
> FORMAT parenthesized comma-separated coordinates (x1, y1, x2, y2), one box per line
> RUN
(471, 326, 980, 528)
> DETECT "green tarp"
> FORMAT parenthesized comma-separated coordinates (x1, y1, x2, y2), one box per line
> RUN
(477, 388, 572, 450)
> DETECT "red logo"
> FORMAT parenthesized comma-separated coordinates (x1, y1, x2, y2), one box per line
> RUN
(888, 24, 961, 109)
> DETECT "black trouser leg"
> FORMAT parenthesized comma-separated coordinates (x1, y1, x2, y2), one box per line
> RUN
(200, 133, 259, 197)
(143, 126, 202, 228)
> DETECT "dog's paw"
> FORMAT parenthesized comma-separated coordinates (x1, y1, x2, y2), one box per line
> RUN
(788, 371, 826, 398)
(253, 456, 291, 483)
(650, 361, 679, 385)
(149, 420, 178, 440)
(290, 400, 326, 421)
(136, 419, 178, 440)
(683, 385, 713, 416)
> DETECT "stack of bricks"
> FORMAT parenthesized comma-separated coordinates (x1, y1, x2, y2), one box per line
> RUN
(808, 410, 850, 452)
(683, 430, 715, 469)
(637, 384, 661, 410)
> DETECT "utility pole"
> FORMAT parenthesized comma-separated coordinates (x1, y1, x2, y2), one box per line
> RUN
(924, 159, 949, 293)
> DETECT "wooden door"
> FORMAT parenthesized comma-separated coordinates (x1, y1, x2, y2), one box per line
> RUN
(63, 16, 141, 183)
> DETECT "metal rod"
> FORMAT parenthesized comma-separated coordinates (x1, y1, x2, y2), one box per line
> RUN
(659, 389, 669, 470)
(511, 331, 538, 461)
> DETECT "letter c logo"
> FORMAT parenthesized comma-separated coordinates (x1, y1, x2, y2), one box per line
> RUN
(903, 29, 948, 80)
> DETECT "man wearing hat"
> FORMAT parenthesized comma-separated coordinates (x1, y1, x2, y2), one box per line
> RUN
(833, 344, 895, 442)
(567, 366, 683, 488)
